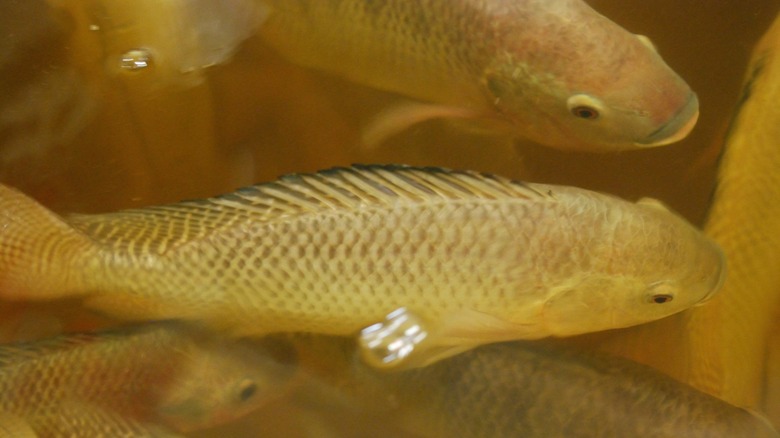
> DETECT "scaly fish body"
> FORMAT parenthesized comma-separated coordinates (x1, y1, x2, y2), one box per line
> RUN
(0, 166, 723, 358)
(589, 12, 780, 415)
(0, 322, 296, 435)
(293, 336, 779, 438)
(257, 0, 698, 151)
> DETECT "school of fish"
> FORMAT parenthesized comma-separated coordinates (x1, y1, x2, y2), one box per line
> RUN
(0, 321, 296, 436)
(4, 0, 776, 436)
(257, 0, 699, 151)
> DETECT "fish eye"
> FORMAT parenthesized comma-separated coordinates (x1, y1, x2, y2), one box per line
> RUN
(567, 94, 603, 121)
(571, 106, 599, 119)
(237, 380, 258, 402)
(650, 294, 674, 304)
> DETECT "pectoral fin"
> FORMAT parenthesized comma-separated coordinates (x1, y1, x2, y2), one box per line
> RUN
(358, 307, 541, 371)
(361, 102, 481, 149)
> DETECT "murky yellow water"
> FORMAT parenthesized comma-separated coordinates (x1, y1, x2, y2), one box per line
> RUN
(1, 0, 779, 436)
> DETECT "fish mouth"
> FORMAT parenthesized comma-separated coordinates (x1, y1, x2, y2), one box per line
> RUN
(694, 246, 727, 306)
(635, 93, 700, 147)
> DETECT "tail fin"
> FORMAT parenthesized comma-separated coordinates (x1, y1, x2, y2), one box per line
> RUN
(0, 184, 96, 301)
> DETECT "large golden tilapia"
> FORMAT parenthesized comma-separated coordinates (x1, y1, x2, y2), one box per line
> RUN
(0, 165, 724, 366)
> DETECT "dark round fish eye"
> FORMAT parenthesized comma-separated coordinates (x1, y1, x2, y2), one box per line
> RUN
(238, 380, 258, 401)
(650, 294, 674, 304)
(571, 106, 599, 119)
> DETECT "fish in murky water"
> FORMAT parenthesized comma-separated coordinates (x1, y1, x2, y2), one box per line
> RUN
(0, 322, 296, 436)
(257, 0, 699, 151)
(580, 12, 780, 419)
(0, 412, 36, 438)
(0, 165, 724, 367)
(291, 335, 779, 438)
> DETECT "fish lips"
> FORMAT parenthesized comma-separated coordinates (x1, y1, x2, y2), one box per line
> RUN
(635, 93, 700, 147)
(694, 246, 728, 307)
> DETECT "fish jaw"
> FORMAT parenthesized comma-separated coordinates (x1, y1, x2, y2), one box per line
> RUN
(635, 92, 700, 147)
(693, 242, 728, 307)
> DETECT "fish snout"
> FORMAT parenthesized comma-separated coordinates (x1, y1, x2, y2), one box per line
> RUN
(694, 244, 727, 306)
(635, 93, 700, 147)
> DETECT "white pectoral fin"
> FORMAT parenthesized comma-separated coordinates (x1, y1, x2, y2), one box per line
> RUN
(358, 307, 539, 371)
(431, 307, 545, 348)
(360, 102, 482, 149)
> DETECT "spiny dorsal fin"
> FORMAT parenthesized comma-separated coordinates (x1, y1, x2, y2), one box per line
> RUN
(212, 165, 549, 209)
(0, 332, 102, 367)
(0, 323, 176, 367)
(67, 165, 551, 255)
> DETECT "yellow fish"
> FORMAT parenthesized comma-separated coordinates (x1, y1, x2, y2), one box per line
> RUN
(0, 321, 296, 436)
(0, 412, 36, 438)
(0, 166, 724, 366)
(257, 0, 699, 151)
(578, 11, 780, 419)
(291, 335, 779, 438)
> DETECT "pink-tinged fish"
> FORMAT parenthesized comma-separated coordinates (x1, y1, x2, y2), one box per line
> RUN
(0, 322, 296, 436)
(256, 0, 699, 151)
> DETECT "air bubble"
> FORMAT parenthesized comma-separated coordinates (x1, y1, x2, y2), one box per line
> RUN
(119, 49, 152, 71)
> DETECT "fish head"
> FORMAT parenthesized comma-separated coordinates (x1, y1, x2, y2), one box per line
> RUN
(541, 196, 725, 336)
(154, 335, 298, 432)
(482, 3, 697, 151)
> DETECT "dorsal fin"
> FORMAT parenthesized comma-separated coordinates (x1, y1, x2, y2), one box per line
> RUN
(67, 165, 551, 255)
(0, 332, 98, 367)
(0, 322, 178, 367)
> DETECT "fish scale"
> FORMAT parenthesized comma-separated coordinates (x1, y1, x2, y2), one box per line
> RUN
(257, 0, 699, 150)
(289, 335, 779, 437)
(0, 322, 296, 435)
(0, 166, 724, 365)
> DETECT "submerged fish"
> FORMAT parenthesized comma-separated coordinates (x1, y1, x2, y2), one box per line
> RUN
(257, 0, 699, 151)
(0, 412, 36, 438)
(0, 165, 724, 366)
(0, 322, 296, 435)
(588, 11, 780, 414)
(291, 335, 779, 438)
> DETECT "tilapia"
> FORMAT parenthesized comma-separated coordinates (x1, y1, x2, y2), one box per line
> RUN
(0, 165, 724, 366)
(0, 321, 296, 436)
(257, 0, 699, 151)
(0, 412, 36, 438)
(291, 335, 779, 438)
(577, 11, 780, 417)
